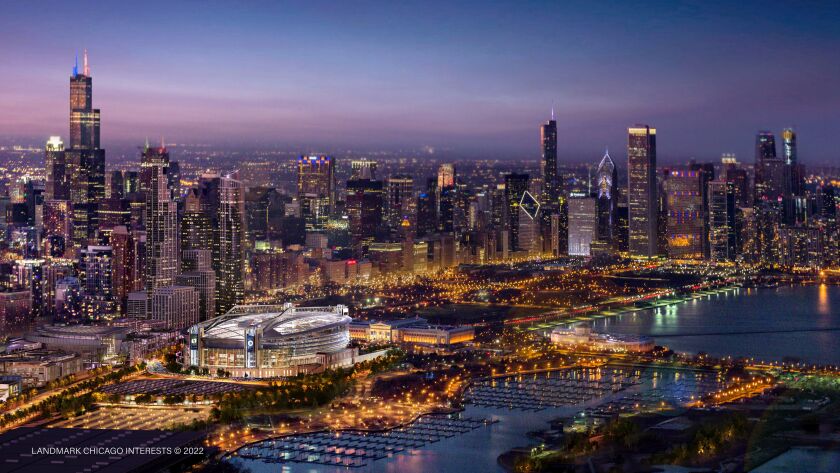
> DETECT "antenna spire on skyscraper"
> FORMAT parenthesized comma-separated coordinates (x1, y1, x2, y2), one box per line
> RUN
(83, 49, 90, 76)
(551, 107, 555, 121)
(73, 52, 79, 76)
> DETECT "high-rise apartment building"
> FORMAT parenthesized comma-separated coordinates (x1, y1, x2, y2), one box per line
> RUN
(151, 285, 199, 330)
(176, 250, 216, 322)
(142, 144, 179, 292)
(215, 172, 245, 315)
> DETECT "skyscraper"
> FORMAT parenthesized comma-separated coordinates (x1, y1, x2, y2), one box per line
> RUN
(69, 51, 100, 151)
(142, 144, 179, 292)
(595, 149, 617, 243)
(627, 125, 657, 257)
(66, 51, 106, 247)
(437, 163, 455, 189)
(384, 175, 416, 235)
(754, 131, 784, 203)
(215, 172, 245, 315)
(297, 155, 335, 230)
(782, 128, 797, 166)
(707, 180, 737, 262)
(346, 178, 384, 257)
(517, 191, 541, 255)
(350, 158, 377, 180)
(45, 136, 68, 201)
(176, 249, 216, 322)
(151, 285, 199, 330)
(80, 245, 114, 319)
(664, 168, 706, 259)
(782, 128, 805, 199)
(567, 194, 597, 256)
(540, 113, 558, 203)
(504, 173, 529, 252)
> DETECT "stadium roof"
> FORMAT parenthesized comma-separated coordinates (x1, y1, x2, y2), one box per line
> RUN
(194, 304, 351, 340)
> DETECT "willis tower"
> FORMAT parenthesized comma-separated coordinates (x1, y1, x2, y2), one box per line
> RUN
(67, 50, 106, 247)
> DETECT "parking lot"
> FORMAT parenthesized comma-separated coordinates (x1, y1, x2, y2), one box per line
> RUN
(50, 406, 210, 430)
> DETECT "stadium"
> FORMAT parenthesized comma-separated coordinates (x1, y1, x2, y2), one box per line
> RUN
(185, 303, 356, 378)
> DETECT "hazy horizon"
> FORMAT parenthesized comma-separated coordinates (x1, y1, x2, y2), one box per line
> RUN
(3, 1, 840, 163)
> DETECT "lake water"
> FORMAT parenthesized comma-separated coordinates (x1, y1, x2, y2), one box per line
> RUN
(591, 285, 840, 365)
(226, 285, 840, 472)
(228, 365, 725, 473)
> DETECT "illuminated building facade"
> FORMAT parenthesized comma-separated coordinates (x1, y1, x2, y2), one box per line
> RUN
(540, 114, 559, 203)
(504, 173, 529, 252)
(384, 175, 416, 235)
(665, 168, 706, 259)
(44, 136, 68, 201)
(216, 173, 245, 315)
(186, 304, 354, 378)
(754, 131, 784, 203)
(707, 180, 737, 262)
(596, 150, 618, 244)
(349, 317, 474, 347)
(627, 125, 657, 257)
(567, 194, 597, 256)
(151, 285, 199, 330)
(67, 51, 106, 247)
(297, 155, 335, 230)
(437, 163, 455, 189)
(346, 178, 384, 257)
(518, 191, 541, 254)
(350, 158, 377, 180)
(142, 144, 179, 292)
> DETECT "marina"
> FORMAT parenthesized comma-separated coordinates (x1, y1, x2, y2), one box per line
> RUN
(231, 414, 493, 468)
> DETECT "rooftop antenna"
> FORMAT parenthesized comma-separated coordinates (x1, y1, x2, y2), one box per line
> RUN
(144, 137, 150, 151)
(83, 49, 89, 76)
(73, 52, 79, 76)
(161, 136, 165, 149)
(551, 106, 555, 121)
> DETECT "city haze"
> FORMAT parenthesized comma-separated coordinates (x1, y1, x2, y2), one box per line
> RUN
(2, 1, 840, 162)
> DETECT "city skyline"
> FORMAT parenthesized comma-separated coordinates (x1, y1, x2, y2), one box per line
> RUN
(2, 1, 840, 162)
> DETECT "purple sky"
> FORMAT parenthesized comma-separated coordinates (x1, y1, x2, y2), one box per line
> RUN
(2, 1, 840, 163)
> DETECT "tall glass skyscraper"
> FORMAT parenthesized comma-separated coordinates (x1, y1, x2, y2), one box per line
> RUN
(540, 114, 558, 203)
(596, 149, 617, 243)
(627, 125, 657, 257)
(782, 128, 797, 166)
(754, 131, 784, 203)
(142, 144, 179, 292)
(297, 155, 335, 230)
(66, 51, 106, 247)
(215, 172, 245, 315)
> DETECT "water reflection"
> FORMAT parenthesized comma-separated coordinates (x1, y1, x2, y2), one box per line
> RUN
(598, 285, 840, 364)
(818, 283, 830, 315)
